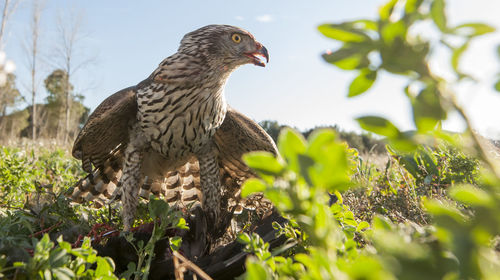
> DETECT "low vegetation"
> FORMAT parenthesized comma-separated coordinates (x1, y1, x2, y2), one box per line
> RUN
(1, 0, 500, 279)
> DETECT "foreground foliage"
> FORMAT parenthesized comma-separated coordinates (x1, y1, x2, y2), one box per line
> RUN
(0, 0, 499, 279)
(238, 0, 500, 279)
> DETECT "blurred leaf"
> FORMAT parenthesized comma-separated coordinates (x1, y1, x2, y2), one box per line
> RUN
(318, 24, 371, 43)
(95, 257, 114, 277)
(372, 215, 393, 230)
(405, 0, 424, 13)
(348, 68, 377, 97)
(381, 20, 407, 44)
(379, 0, 398, 21)
(398, 155, 420, 179)
(431, 0, 447, 32)
(494, 79, 500, 92)
(352, 19, 378, 31)
(244, 257, 270, 280)
(356, 116, 401, 138)
(449, 185, 494, 207)
(306, 129, 352, 191)
(412, 86, 446, 132)
(237, 233, 251, 244)
(451, 42, 469, 74)
(148, 196, 169, 220)
(278, 128, 307, 173)
(243, 151, 284, 175)
(424, 199, 466, 224)
(452, 23, 495, 37)
(241, 178, 267, 198)
(323, 46, 371, 70)
(357, 221, 370, 231)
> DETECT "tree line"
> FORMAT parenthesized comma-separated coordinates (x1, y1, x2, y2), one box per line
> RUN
(0, 0, 94, 143)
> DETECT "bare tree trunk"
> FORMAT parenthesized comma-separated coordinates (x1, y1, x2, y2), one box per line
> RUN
(21, 0, 44, 140)
(0, 0, 10, 49)
(29, 0, 41, 140)
(0, 0, 18, 50)
(54, 10, 95, 144)
(64, 58, 71, 143)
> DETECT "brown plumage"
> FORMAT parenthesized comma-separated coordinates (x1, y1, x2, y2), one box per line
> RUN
(70, 101, 277, 209)
(70, 25, 274, 231)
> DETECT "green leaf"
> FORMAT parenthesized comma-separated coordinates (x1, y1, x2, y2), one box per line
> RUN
(381, 20, 407, 44)
(237, 233, 251, 244)
(307, 129, 337, 160)
(244, 258, 270, 280)
(241, 178, 267, 197)
(52, 267, 74, 280)
(451, 41, 469, 73)
(243, 151, 284, 175)
(348, 69, 377, 97)
(412, 86, 446, 132)
(95, 257, 115, 277)
(356, 116, 401, 138)
(322, 48, 370, 71)
(405, 0, 424, 13)
(494, 79, 500, 92)
(372, 215, 393, 230)
(448, 185, 494, 207)
(351, 19, 378, 31)
(148, 196, 169, 220)
(431, 0, 447, 32)
(398, 154, 421, 179)
(452, 23, 496, 37)
(424, 199, 466, 223)
(379, 0, 398, 21)
(278, 128, 307, 172)
(357, 221, 370, 231)
(318, 24, 371, 43)
(175, 218, 189, 230)
(169, 236, 182, 251)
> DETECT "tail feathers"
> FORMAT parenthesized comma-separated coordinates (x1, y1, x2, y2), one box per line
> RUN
(70, 153, 265, 213)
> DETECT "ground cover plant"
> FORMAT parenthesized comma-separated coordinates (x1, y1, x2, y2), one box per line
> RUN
(0, 0, 499, 279)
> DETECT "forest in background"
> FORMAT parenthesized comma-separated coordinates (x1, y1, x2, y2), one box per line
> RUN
(0, 0, 93, 144)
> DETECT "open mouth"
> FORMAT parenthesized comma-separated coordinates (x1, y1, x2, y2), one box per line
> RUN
(244, 46, 269, 67)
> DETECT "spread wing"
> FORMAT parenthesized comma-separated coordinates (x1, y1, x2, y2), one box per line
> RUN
(72, 86, 137, 173)
(69, 88, 277, 210)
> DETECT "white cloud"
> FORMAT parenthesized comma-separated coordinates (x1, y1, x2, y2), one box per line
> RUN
(255, 14, 274, 23)
(234, 16, 244, 21)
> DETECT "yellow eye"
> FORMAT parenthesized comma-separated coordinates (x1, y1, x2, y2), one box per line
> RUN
(231, 33, 242, 43)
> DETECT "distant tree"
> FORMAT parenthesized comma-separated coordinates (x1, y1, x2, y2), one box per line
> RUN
(0, 72, 20, 135)
(52, 9, 96, 143)
(43, 69, 88, 139)
(258, 120, 283, 143)
(22, 0, 44, 140)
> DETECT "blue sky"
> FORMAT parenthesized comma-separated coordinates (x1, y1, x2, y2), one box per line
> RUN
(4, 0, 500, 139)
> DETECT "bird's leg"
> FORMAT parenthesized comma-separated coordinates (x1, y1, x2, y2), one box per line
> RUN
(196, 140, 221, 226)
(121, 123, 146, 231)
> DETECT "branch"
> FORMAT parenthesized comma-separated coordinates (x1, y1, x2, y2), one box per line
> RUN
(172, 251, 213, 280)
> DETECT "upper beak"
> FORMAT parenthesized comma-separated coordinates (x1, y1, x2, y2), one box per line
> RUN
(244, 43, 269, 67)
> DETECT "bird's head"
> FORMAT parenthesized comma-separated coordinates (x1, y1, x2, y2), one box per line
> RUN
(178, 25, 269, 70)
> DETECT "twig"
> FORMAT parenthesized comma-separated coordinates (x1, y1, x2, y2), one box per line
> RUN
(172, 250, 213, 280)
(28, 220, 63, 238)
(173, 252, 184, 280)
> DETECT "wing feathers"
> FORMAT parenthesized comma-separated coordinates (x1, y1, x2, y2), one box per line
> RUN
(70, 106, 277, 212)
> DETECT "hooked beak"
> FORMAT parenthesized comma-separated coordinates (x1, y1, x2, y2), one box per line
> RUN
(244, 43, 269, 67)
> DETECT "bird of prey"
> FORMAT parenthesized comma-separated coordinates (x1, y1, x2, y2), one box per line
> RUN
(69, 25, 275, 232)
